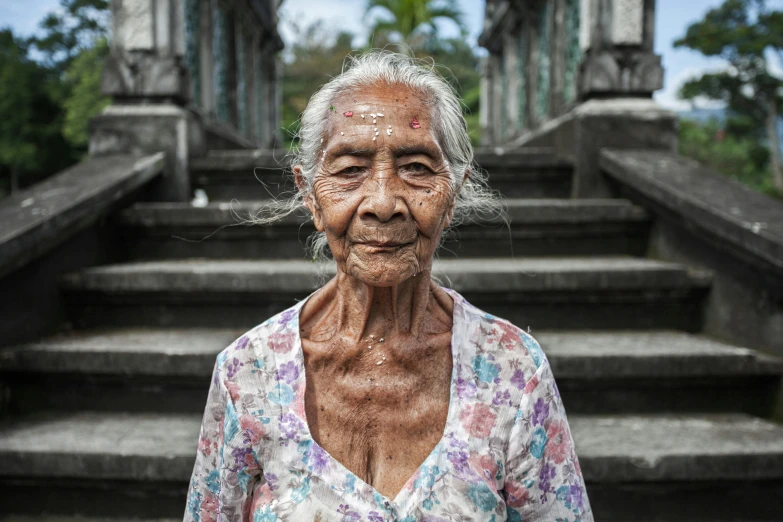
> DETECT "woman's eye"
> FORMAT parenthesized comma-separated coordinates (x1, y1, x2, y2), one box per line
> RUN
(339, 166, 365, 176)
(401, 162, 431, 174)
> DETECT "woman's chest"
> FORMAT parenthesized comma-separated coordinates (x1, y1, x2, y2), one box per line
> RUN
(303, 355, 452, 497)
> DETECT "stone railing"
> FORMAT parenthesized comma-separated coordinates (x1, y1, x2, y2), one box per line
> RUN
(479, 0, 663, 147)
(600, 149, 783, 355)
(95, 0, 284, 201)
(0, 153, 165, 347)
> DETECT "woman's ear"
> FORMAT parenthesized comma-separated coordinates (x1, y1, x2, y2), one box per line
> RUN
(294, 165, 325, 232)
(293, 164, 307, 193)
(444, 197, 456, 229)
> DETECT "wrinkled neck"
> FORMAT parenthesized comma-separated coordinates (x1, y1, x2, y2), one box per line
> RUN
(332, 268, 436, 342)
(300, 265, 443, 344)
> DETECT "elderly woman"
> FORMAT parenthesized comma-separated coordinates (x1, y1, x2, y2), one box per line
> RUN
(184, 52, 591, 522)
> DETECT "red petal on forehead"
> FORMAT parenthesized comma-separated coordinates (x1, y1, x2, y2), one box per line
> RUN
(410, 117, 421, 129)
(344, 111, 353, 117)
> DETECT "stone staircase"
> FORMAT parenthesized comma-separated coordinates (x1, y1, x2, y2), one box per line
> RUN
(1, 149, 783, 521)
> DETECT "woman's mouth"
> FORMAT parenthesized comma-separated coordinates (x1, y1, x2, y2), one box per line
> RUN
(357, 241, 413, 252)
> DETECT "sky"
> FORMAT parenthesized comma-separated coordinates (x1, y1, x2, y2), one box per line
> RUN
(2, 0, 782, 111)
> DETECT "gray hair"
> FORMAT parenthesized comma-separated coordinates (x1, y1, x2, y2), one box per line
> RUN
(250, 50, 502, 260)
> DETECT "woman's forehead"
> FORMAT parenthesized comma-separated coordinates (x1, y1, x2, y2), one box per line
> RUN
(321, 84, 442, 156)
(332, 84, 430, 121)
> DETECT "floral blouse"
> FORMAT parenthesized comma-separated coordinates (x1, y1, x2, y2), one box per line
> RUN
(184, 288, 592, 522)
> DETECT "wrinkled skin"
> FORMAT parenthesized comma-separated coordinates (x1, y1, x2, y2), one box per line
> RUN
(295, 84, 459, 499)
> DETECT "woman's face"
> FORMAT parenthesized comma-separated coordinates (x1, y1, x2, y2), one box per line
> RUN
(299, 84, 456, 287)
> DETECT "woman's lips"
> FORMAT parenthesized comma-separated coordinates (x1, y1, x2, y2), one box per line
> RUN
(356, 241, 413, 251)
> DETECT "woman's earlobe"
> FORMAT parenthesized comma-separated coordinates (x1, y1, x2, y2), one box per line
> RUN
(302, 193, 325, 231)
(444, 198, 456, 228)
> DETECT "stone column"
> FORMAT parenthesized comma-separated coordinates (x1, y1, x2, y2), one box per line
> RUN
(550, 0, 567, 117)
(503, 32, 521, 138)
(489, 55, 503, 146)
(578, 0, 663, 98)
(92, 0, 195, 201)
(479, 57, 491, 147)
(102, 0, 188, 102)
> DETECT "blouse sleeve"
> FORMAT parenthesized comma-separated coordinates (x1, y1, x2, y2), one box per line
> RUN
(502, 358, 593, 521)
(184, 358, 263, 522)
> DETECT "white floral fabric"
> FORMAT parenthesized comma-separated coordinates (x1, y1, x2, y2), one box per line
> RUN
(184, 288, 592, 522)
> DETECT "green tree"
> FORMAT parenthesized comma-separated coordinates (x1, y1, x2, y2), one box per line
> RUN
(281, 22, 357, 143)
(62, 37, 110, 148)
(365, 0, 465, 53)
(679, 118, 777, 196)
(674, 0, 783, 194)
(31, 0, 109, 74)
(0, 29, 75, 196)
(413, 35, 481, 144)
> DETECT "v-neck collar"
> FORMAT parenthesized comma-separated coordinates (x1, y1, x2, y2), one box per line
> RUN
(285, 286, 464, 514)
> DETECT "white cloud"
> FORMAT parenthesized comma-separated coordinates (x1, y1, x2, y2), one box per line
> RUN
(655, 65, 728, 111)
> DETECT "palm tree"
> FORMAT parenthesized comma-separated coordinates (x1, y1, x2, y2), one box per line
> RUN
(364, 0, 465, 53)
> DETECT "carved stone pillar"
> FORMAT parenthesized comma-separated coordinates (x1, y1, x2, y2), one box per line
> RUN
(578, 0, 663, 99)
(102, 0, 188, 102)
(93, 0, 194, 201)
(479, 58, 491, 146)
(503, 32, 521, 138)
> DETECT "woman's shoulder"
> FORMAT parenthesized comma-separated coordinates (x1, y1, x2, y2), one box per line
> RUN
(213, 303, 301, 382)
(452, 290, 550, 381)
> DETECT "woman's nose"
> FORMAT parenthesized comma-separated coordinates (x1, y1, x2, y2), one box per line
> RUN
(358, 176, 408, 223)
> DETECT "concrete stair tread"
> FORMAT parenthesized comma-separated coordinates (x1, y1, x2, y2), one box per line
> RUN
(0, 327, 242, 376)
(573, 414, 783, 482)
(60, 256, 711, 293)
(2, 328, 780, 379)
(116, 198, 651, 227)
(0, 412, 199, 482)
(1, 412, 782, 483)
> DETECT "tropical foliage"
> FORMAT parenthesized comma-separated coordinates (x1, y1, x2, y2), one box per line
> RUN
(675, 0, 783, 195)
(364, 0, 464, 52)
(679, 118, 778, 197)
(0, 0, 109, 197)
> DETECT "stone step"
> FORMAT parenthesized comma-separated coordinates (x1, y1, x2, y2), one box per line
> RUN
(58, 257, 712, 330)
(0, 412, 781, 520)
(189, 149, 573, 200)
(113, 198, 651, 259)
(2, 329, 780, 416)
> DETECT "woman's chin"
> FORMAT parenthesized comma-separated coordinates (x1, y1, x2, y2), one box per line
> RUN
(343, 254, 425, 287)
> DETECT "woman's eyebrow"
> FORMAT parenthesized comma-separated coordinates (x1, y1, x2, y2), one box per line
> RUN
(394, 145, 439, 158)
(329, 145, 375, 158)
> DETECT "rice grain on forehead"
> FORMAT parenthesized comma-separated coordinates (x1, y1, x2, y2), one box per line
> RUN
(249, 50, 501, 261)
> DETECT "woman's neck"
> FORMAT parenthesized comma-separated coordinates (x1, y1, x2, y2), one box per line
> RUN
(300, 268, 453, 344)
